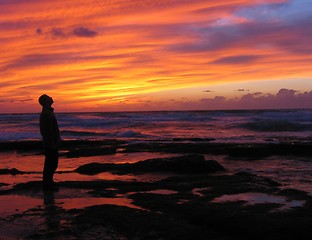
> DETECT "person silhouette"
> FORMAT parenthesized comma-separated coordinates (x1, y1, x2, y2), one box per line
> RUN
(38, 94, 61, 190)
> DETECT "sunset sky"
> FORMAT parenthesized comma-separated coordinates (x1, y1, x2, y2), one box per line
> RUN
(1, 0, 312, 113)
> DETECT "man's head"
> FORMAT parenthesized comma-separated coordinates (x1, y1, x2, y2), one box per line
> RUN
(38, 94, 54, 107)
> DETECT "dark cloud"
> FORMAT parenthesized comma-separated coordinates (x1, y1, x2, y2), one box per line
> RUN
(0, 0, 42, 5)
(0, 98, 33, 103)
(36, 28, 42, 35)
(203, 90, 214, 93)
(4, 53, 73, 69)
(11, 98, 33, 103)
(51, 28, 66, 37)
(72, 27, 98, 38)
(47, 26, 98, 38)
(212, 55, 260, 65)
(276, 88, 298, 97)
(200, 96, 226, 104)
(235, 89, 250, 92)
(3, 52, 120, 70)
(197, 89, 312, 110)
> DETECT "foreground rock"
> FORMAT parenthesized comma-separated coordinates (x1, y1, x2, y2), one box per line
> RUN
(0, 168, 24, 175)
(1, 171, 311, 240)
(75, 154, 225, 175)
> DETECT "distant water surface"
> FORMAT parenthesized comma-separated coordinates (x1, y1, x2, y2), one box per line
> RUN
(0, 109, 311, 143)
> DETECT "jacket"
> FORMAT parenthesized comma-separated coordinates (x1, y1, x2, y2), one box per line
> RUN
(40, 107, 61, 149)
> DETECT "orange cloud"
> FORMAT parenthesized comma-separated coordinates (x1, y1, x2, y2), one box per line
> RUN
(0, 0, 311, 112)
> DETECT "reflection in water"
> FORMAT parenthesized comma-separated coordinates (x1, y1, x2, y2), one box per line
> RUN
(211, 192, 305, 210)
(0, 195, 41, 218)
(192, 187, 212, 197)
(59, 196, 143, 210)
(43, 190, 61, 234)
(144, 189, 178, 195)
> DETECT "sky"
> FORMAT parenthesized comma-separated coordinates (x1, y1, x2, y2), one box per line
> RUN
(1, 0, 312, 113)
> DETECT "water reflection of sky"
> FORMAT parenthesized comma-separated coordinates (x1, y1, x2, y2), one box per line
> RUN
(215, 154, 312, 195)
(211, 192, 305, 211)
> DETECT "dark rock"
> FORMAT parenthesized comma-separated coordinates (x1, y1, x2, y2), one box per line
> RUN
(278, 188, 309, 200)
(234, 172, 280, 187)
(0, 141, 42, 151)
(132, 154, 225, 173)
(73, 205, 219, 240)
(1, 167, 312, 240)
(0, 168, 24, 175)
(0, 182, 9, 187)
(66, 146, 117, 158)
(75, 154, 225, 175)
(75, 163, 117, 175)
(172, 137, 215, 142)
(226, 145, 272, 159)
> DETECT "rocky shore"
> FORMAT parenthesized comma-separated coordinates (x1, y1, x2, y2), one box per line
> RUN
(0, 140, 311, 239)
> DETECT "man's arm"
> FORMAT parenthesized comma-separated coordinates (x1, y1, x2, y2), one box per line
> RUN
(40, 113, 58, 149)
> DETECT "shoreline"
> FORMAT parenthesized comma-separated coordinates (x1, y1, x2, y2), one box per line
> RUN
(1, 140, 312, 239)
(1, 139, 312, 156)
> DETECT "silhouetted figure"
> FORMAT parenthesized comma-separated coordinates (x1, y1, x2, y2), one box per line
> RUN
(39, 94, 61, 190)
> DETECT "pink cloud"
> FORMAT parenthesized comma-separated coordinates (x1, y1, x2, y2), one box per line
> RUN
(197, 88, 312, 110)
(135, 89, 312, 111)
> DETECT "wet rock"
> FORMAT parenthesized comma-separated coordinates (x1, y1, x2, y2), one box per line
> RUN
(0, 182, 9, 187)
(75, 154, 225, 175)
(172, 137, 215, 142)
(0, 168, 24, 175)
(123, 142, 312, 157)
(0, 141, 42, 151)
(234, 172, 280, 187)
(1, 167, 312, 240)
(226, 145, 272, 159)
(75, 163, 118, 175)
(132, 154, 225, 173)
(66, 146, 117, 158)
(73, 204, 219, 240)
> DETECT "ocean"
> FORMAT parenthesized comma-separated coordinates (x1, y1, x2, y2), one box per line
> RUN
(1, 109, 312, 194)
(1, 109, 312, 143)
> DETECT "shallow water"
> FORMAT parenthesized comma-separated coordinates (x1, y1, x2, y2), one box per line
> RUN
(214, 154, 312, 194)
(211, 192, 306, 210)
(0, 187, 141, 219)
(1, 151, 312, 195)
(0, 151, 178, 187)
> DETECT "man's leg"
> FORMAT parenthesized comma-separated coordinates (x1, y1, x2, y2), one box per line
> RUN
(43, 149, 59, 189)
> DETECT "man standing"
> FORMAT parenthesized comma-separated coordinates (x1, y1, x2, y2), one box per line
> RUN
(38, 94, 61, 190)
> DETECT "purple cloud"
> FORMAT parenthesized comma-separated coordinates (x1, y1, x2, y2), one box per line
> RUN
(167, 2, 312, 56)
(51, 28, 66, 37)
(212, 55, 260, 65)
(43, 26, 98, 38)
(276, 88, 298, 97)
(197, 89, 312, 110)
(36, 28, 42, 35)
(73, 27, 98, 38)
(235, 89, 250, 92)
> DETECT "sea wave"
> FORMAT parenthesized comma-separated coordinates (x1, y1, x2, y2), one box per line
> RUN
(238, 120, 312, 132)
(61, 129, 154, 139)
(1, 110, 311, 143)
